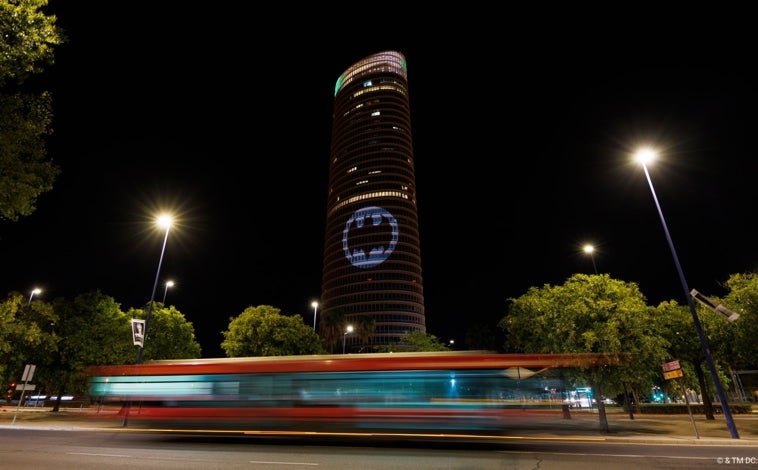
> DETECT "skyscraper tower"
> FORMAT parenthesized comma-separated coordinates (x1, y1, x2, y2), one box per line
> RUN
(319, 51, 425, 353)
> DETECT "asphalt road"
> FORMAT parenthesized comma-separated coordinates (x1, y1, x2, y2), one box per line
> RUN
(2, 415, 758, 470)
(3, 405, 758, 444)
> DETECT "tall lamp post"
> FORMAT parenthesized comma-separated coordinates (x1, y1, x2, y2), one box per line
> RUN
(635, 148, 739, 439)
(136, 214, 173, 365)
(311, 301, 318, 331)
(28, 288, 42, 305)
(163, 280, 175, 304)
(583, 244, 598, 273)
(342, 325, 353, 354)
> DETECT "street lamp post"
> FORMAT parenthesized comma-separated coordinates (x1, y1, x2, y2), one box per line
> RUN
(342, 325, 353, 354)
(163, 280, 175, 304)
(136, 214, 173, 365)
(583, 244, 598, 274)
(28, 288, 42, 305)
(311, 301, 318, 331)
(635, 148, 739, 439)
(123, 215, 173, 428)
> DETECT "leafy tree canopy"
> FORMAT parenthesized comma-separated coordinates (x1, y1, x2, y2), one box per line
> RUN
(0, 0, 64, 221)
(376, 331, 450, 352)
(222, 305, 325, 357)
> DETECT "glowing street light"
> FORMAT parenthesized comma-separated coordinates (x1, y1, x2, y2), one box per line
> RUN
(311, 301, 318, 331)
(342, 324, 354, 354)
(136, 214, 173, 365)
(163, 280, 175, 304)
(583, 244, 598, 274)
(635, 147, 739, 439)
(28, 288, 42, 305)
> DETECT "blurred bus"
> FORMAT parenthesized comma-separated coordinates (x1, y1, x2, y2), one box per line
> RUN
(86, 351, 622, 432)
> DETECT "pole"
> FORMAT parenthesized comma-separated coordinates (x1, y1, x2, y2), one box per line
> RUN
(124, 219, 171, 428)
(641, 163, 739, 439)
(12, 364, 35, 424)
(583, 245, 598, 273)
(342, 325, 353, 354)
(136, 225, 170, 365)
(678, 376, 699, 439)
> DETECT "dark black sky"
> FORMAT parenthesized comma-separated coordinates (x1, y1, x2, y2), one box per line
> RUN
(2, 6, 757, 357)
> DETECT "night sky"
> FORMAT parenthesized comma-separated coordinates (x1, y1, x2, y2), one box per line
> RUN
(2, 6, 757, 357)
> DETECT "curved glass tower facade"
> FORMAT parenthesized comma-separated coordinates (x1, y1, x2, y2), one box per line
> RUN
(320, 51, 425, 352)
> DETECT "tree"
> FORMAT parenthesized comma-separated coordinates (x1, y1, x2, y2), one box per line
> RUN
(353, 315, 376, 352)
(0, 0, 64, 221)
(722, 273, 758, 371)
(656, 299, 733, 419)
(40, 291, 133, 410)
(376, 331, 449, 352)
(126, 302, 201, 360)
(222, 305, 325, 357)
(0, 291, 57, 398)
(499, 273, 668, 432)
(318, 308, 345, 354)
(0, 289, 202, 409)
(0, 0, 63, 84)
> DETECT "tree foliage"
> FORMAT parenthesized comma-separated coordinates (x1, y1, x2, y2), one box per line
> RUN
(0, 291, 56, 382)
(0, 0, 64, 221)
(126, 302, 202, 360)
(352, 314, 377, 352)
(222, 305, 325, 357)
(499, 273, 670, 432)
(1, 290, 201, 406)
(318, 308, 346, 353)
(2, 269, 757, 412)
(0, 0, 63, 84)
(376, 331, 450, 352)
(654, 299, 735, 419)
(722, 272, 758, 370)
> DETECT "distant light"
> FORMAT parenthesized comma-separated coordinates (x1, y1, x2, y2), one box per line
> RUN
(583, 244, 594, 254)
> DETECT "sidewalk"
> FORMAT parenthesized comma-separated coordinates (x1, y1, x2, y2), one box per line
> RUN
(508, 408, 758, 445)
(2, 405, 758, 445)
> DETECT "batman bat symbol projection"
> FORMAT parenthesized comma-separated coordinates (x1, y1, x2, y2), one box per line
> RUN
(342, 206, 399, 268)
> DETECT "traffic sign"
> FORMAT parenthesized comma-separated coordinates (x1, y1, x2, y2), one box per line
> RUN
(16, 384, 36, 391)
(662, 360, 681, 372)
(21, 364, 36, 382)
(664, 369, 684, 380)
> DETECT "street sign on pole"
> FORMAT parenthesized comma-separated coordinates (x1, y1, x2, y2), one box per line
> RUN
(662, 360, 683, 380)
(21, 364, 36, 382)
(12, 364, 37, 424)
(662, 360, 680, 372)
(131, 319, 145, 347)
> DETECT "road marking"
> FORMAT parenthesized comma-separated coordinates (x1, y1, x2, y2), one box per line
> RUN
(249, 461, 319, 466)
